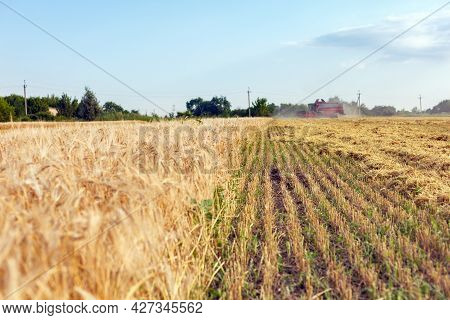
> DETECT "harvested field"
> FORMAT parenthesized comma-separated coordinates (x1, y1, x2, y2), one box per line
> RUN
(299, 118, 450, 206)
(0, 118, 448, 299)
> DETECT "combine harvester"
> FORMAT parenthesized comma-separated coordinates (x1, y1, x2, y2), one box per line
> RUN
(301, 99, 345, 118)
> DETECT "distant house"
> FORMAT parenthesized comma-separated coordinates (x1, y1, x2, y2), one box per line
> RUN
(48, 107, 58, 116)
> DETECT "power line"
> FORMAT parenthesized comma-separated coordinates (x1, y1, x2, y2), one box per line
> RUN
(297, 1, 450, 104)
(0, 0, 170, 115)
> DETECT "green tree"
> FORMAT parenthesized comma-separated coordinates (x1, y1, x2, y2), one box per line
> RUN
(56, 93, 77, 118)
(230, 108, 249, 117)
(35, 111, 55, 121)
(4, 94, 25, 117)
(71, 99, 79, 117)
(0, 98, 14, 122)
(27, 97, 50, 114)
(210, 96, 231, 117)
(103, 101, 124, 113)
(176, 110, 193, 118)
(186, 96, 231, 117)
(42, 95, 60, 110)
(186, 98, 204, 115)
(267, 103, 277, 115)
(76, 87, 102, 121)
(251, 98, 271, 117)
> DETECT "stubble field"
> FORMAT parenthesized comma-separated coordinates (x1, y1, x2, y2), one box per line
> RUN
(0, 117, 448, 299)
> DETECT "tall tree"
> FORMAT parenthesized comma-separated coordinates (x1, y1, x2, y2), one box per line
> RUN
(57, 93, 77, 117)
(4, 94, 25, 117)
(71, 99, 79, 116)
(27, 97, 50, 114)
(251, 98, 270, 117)
(76, 87, 102, 121)
(0, 98, 14, 122)
(42, 94, 60, 110)
(186, 98, 204, 114)
(210, 96, 231, 117)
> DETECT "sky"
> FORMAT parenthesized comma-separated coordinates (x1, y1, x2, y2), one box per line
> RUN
(1, 0, 449, 114)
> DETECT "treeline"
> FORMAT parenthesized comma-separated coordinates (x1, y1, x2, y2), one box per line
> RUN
(178, 96, 450, 118)
(0, 87, 159, 122)
(1, 90, 449, 123)
(177, 97, 280, 118)
(326, 97, 450, 117)
(425, 100, 450, 114)
(361, 101, 450, 116)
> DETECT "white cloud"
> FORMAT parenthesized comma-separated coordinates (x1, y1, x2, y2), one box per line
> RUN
(308, 10, 450, 61)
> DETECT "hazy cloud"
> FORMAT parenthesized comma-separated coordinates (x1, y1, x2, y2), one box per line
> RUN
(309, 10, 450, 60)
(280, 40, 300, 47)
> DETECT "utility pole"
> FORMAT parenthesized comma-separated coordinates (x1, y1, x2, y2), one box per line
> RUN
(357, 90, 361, 116)
(23, 80, 28, 115)
(419, 95, 422, 113)
(247, 87, 251, 117)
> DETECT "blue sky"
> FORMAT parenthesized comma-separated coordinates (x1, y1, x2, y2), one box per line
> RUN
(1, 0, 449, 114)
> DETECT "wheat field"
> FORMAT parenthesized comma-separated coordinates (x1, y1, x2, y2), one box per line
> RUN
(0, 118, 448, 299)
